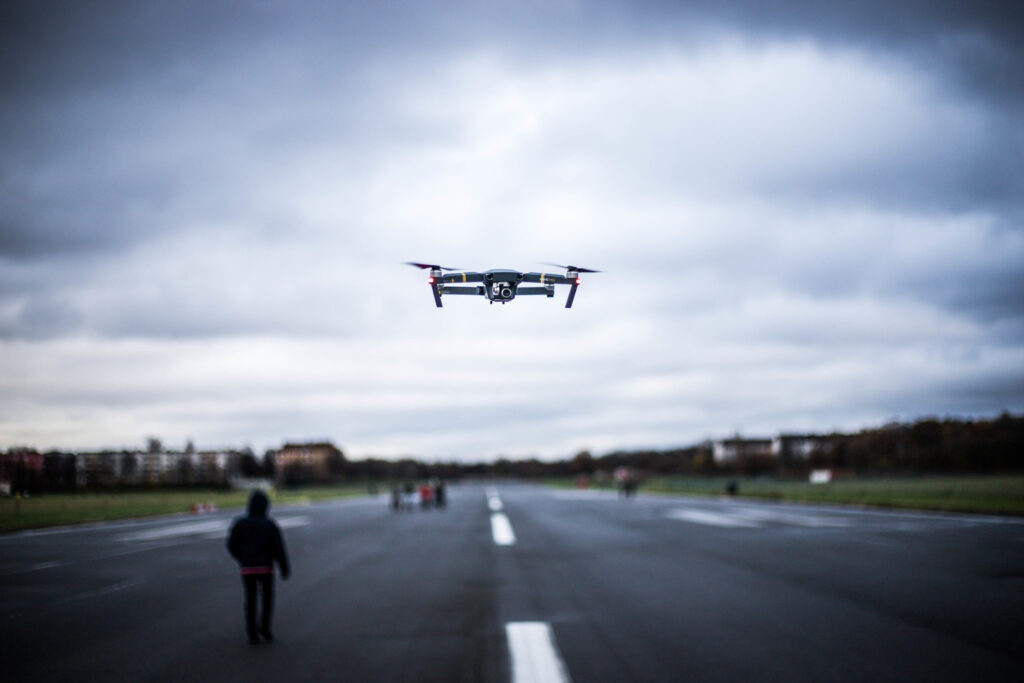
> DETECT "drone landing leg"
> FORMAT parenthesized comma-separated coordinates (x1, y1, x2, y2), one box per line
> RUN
(565, 282, 579, 308)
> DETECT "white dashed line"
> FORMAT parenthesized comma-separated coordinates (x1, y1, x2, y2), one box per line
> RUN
(492, 513, 517, 545)
(506, 622, 572, 683)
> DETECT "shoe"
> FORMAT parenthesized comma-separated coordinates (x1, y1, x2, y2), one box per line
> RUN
(248, 632, 260, 645)
(261, 630, 274, 643)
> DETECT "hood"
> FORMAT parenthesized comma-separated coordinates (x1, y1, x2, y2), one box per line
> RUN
(248, 490, 269, 517)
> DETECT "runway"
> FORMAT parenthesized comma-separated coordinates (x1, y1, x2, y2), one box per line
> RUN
(2, 482, 1022, 681)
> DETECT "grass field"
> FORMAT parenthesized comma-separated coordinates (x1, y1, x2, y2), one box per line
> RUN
(555, 475, 1024, 516)
(0, 485, 373, 533)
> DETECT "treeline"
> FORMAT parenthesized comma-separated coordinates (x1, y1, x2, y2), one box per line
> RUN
(813, 413, 1024, 473)
(563, 414, 1024, 477)
(3, 414, 1021, 494)
(590, 413, 1024, 477)
(362, 413, 1024, 480)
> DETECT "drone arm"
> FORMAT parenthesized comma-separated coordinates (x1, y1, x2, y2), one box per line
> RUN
(517, 286, 555, 297)
(522, 272, 573, 284)
(438, 285, 486, 296)
(439, 272, 484, 284)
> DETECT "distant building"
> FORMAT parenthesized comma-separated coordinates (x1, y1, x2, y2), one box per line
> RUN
(774, 435, 835, 465)
(275, 442, 345, 483)
(0, 448, 43, 494)
(712, 438, 774, 465)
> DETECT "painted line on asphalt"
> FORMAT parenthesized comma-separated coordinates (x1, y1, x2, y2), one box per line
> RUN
(57, 577, 147, 606)
(278, 515, 311, 529)
(551, 490, 619, 500)
(486, 487, 503, 511)
(492, 513, 516, 545)
(666, 509, 760, 528)
(120, 515, 310, 542)
(724, 507, 850, 528)
(1, 495, 381, 541)
(119, 519, 229, 542)
(506, 621, 572, 683)
(33, 561, 64, 570)
(7, 577, 148, 620)
(4, 516, 311, 576)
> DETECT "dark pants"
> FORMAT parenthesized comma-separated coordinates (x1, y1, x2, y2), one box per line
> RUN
(242, 573, 274, 638)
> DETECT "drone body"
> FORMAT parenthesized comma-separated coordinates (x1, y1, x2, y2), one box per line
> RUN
(405, 263, 600, 308)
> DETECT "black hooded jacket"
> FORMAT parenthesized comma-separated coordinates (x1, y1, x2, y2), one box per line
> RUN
(227, 490, 290, 577)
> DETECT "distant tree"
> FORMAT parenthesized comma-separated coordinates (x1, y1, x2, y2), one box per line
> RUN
(239, 452, 262, 478)
(282, 462, 312, 487)
(326, 451, 346, 480)
(571, 450, 595, 475)
(263, 450, 277, 479)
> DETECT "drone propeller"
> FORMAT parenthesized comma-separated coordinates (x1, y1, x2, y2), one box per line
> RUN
(543, 262, 602, 273)
(405, 262, 462, 271)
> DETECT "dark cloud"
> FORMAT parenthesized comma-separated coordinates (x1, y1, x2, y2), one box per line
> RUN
(1, 1, 1021, 454)
(611, 1, 1024, 104)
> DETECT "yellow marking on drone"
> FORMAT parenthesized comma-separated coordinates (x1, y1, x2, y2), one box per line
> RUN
(462, 272, 467, 283)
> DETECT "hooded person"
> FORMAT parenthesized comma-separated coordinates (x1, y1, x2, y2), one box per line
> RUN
(227, 490, 290, 644)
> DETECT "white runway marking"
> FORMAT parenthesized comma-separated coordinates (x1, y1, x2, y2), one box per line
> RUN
(666, 509, 760, 528)
(277, 515, 311, 529)
(32, 561, 64, 570)
(57, 577, 147, 607)
(120, 519, 229, 541)
(667, 505, 860, 529)
(550, 489, 619, 500)
(718, 506, 851, 528)
(506, 622, 572, 683)
(120, 515, 309, 542)
(492, 513, 517, 546)
(486, 487, 504, 511)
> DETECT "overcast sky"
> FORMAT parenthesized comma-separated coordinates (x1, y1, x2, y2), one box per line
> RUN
(2, 1, 1022, 460)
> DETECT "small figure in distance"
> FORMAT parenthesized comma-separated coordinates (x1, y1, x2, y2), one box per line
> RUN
(432, 479, 446, 509)
(227, 490, 291, 644)
(615, 467, 638, 499)
(419, 481, 434, 510)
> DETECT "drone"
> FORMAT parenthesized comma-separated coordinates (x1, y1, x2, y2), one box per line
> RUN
(405, 262, 601, 308)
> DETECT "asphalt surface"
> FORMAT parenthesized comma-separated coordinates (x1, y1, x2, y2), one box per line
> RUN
(1, 482, 1023, 682)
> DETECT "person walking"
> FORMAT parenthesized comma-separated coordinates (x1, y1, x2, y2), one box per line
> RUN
(227, 490, 290, 644)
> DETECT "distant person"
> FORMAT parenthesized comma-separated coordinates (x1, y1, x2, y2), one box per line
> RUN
(433, 480, 446, 508)
(419, 482, 434, 509)
(227, 490, 290, 644)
